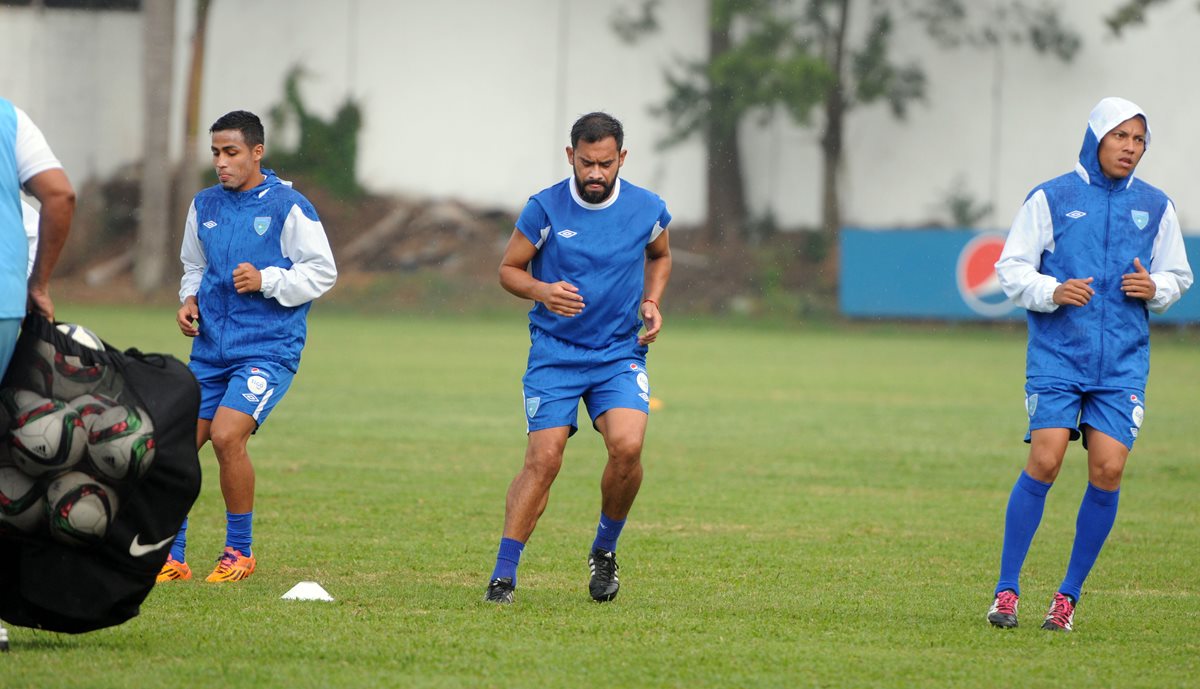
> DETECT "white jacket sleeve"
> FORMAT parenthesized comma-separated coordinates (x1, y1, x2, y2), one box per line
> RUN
(179, 201, 205, 302)
(1146, 201, 1193, 314)
(259, 203, 338, 307)
(995, 190, 1061, 313)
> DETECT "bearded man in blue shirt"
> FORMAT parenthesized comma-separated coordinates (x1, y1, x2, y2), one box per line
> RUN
(485, 112, 672, 605)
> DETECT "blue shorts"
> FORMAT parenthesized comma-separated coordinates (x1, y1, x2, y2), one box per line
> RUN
(1024, 377, 1145, 450)
(522, 328, 650, 435)
(190, 360, 295, 429)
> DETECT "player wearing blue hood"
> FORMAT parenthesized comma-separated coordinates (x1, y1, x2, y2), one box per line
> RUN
(987, 97, 1192, 631)
(158, 110, 337, 585)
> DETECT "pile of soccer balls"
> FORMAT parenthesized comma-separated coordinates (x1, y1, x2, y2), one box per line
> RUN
(0, 324, 155, 547)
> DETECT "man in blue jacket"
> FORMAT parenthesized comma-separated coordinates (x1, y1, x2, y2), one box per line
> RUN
(987, 97, 1192, 631)
(158, 110, 337, 584)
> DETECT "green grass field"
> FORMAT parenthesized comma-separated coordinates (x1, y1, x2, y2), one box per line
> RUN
(4, 306, 1199, 688)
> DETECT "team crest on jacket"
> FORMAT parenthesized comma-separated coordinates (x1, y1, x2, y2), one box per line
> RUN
(254, 216, 271, 235)
(1131, 210, 1149, 230)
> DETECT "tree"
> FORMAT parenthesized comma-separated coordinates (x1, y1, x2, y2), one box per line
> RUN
(615, 0, 831, 245)
(1103, 0, 1179, 34)
(613, 0, 1079, 263)
(136, 0, 176, 293)
(173, 0, 213, 257)
(267, 67, 363, 200)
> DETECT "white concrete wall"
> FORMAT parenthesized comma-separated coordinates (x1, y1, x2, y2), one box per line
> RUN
(2, 0, 1197, 230)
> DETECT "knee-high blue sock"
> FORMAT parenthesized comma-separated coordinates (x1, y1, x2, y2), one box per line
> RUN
(226, 511, 253, 557)
(1058, 483, 1120, 601)
(170, 517, 188, 562)
(491, 537, 525, 586)
(592, 512, 626, 553)
(996, 471, 1053, 596)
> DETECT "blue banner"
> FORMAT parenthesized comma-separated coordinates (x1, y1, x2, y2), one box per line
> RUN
(840, 228, 1200, 323)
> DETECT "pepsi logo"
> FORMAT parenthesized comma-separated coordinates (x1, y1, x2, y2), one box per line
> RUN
(956, 233, 1017, 318)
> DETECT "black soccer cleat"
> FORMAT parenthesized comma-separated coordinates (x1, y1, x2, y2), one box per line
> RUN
(987, 589, 1019, 629)
(484, 577, 515, 605)
(588, 548, 620, 602)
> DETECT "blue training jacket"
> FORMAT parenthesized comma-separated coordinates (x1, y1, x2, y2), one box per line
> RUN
(996, 98, 1192, 389)
(180, 169, 337, 372)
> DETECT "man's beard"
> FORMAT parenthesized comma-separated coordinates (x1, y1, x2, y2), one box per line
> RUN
(575, 174, 615, 204)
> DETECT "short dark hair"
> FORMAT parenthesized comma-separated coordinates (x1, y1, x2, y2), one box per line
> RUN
(210, 110, 265, 148)
(570, 112, 623, 150)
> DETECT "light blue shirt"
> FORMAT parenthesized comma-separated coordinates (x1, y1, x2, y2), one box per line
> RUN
(0, 98, 25, 319)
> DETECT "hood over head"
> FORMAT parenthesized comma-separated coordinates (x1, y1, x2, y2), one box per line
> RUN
(1077, 97, 1150, 186)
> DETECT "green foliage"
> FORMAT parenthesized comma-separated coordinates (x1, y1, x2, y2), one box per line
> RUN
(6, 306, 1198, 688)
(851, 10, 926, 118)
(611, 0, 662, 42)
(1106, 0, 1173, 34)
(913, 0, 1081, 60)
(936, 175, 994, 228)
(632, 0, 1082, 145)
(267, 66, 363, 200)
(652, 2, 833, 148)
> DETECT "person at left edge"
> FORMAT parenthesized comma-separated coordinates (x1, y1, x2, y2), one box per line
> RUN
(157, 110, 337, 584)
(0, 97, 74, 379)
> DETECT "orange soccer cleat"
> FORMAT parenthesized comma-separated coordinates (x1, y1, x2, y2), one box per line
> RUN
(156, 558, 193, 583)
(204, 547, 256, 583)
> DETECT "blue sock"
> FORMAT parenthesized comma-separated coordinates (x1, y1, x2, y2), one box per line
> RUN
(170, 517, 188, 562)
(996, 471, 1053, 596)
(1058, 483, 1120, 601)
(592, 512, 626, 553)
(491, 537, 525, 586)
(226, 511, 253, 557)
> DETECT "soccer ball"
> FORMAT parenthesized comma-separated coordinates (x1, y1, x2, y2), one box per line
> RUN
(0, 462, 47, 533)
(23, 340, 57, 398)
(79, 396, 156, 482)
(5, 390, 87, 478)
(20, 326, 108, 400)
(71, 393, 118, 417)
(56, 323, 105, 350)
(51, 351, 110, 401)
(45, 471, 119, 546)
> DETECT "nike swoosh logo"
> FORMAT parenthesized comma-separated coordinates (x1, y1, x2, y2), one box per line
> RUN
(129, 533, 174, 557)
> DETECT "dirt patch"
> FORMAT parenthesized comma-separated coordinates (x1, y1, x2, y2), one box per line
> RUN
(50, 175, 835, 318)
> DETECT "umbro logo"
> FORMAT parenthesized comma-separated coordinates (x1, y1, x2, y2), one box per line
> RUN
(203, 220, 217, 228)
(242, 393, 260, 403)
(557, 229, 577, 238)
(1065, 211, 1086, 219)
